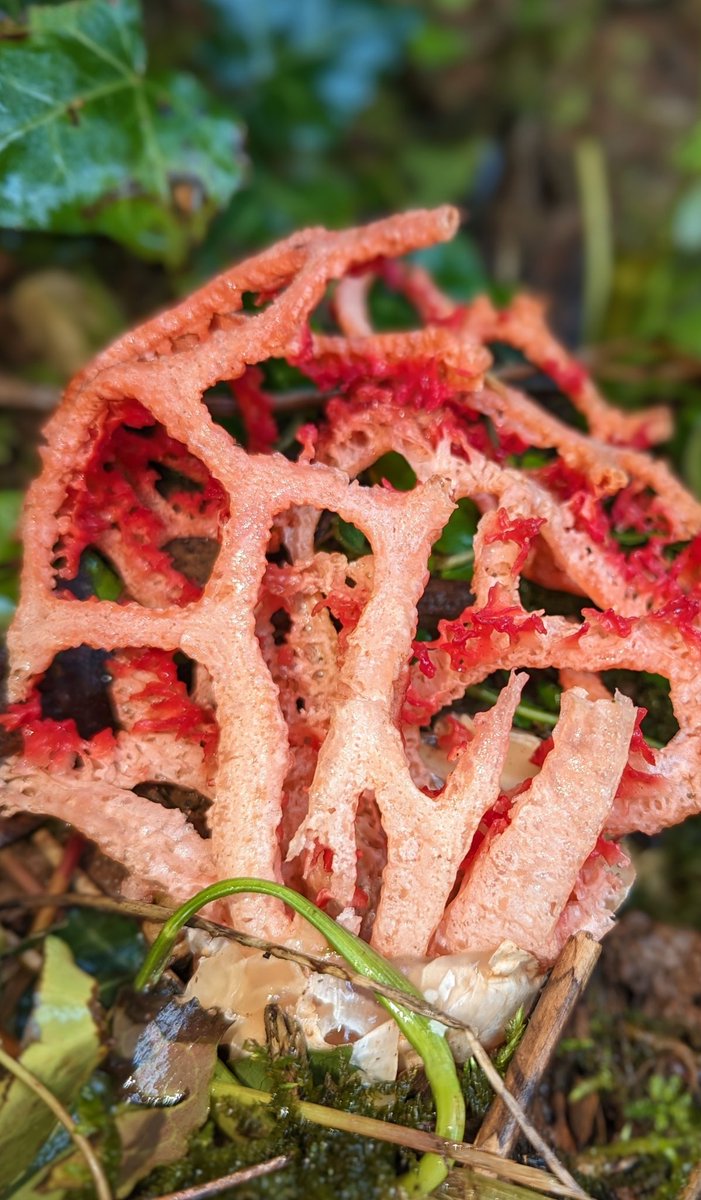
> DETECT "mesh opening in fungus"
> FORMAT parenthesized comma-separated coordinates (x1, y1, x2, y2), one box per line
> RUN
(51, 402, 229, 608)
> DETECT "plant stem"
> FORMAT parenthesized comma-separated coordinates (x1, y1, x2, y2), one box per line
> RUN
(575, 137, 613, 342)
(578, 1133, 699, 1161)
(433, 548, 475, 571)
(467, 685, 559, 729)
(211, 1076, 582, 1198)
(0, 1043, 112, 1200)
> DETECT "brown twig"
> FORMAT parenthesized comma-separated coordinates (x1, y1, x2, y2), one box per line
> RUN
(31, 827, 102, 896)
(476, 933, 601, 1158)
(0, 374, 334, 417)
(680, 1160, 701, 1200)
(621, 1023, 699, 1093)
(0, 372, 61, 411)
(0, 1026, 21, 1057)
(0, 847, 45, 895)
(30, 833, 84, 933)
(491, 364, 538, 384)
(149, 1157, 291, 1200)
(205, 387, 335, 418)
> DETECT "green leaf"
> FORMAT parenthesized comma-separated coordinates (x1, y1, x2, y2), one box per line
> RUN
(672, 180, 701, 253)
(0, 489, 22, 563)
(335, 516, 371, 559)
(0, 490, 22, 627)
(399, 137, 488, 209)
(0, 0, 245, 265)
(568, 1068, 616, 1105)
(82, 550, 123, 603)
(413, 232, 488, 301)
(430, 498, 478, 581)
(232, 1054, 275, 1093)
(682, 413, 701, 498)
(0, 594, 17, 629)
(308, 1044, 354, 1082)
(493, 1006, 526, 1073)
(0, 937, 102, 1191)
(365, 452, 417, 491)
(57, 908, 145, 1005)
(409, 21, 469, 68)
(433, 498, 479, 557)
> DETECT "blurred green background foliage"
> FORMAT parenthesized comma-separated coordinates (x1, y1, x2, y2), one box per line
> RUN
(2, 0, 700, 347)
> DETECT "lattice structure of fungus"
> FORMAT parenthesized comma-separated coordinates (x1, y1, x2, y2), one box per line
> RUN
(3, 206, 701, 973)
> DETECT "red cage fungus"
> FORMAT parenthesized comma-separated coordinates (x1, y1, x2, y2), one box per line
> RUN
(3, 208, 701, 965)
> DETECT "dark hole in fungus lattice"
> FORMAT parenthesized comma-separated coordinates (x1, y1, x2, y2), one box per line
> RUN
(266, 544, 292, 567)
(134, 782, 212, 839)
(152, 462, 204, 499)
(164, 537, 220, 588)
(270, 609, 292, 647)
(602, 670, 679, 747)
(417, 578, 473, 636)
(38, 647, 118, 739)
(519, 577, 588, 619)
(173, 651, 197, 694)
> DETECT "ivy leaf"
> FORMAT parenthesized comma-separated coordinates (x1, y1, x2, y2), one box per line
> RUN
(0, 937, 103, 1191)
(429, 497, 478, 580)
(365, 452, 417, 491)
(0, 0, 245, 265)
(57, 907, 145, 1005)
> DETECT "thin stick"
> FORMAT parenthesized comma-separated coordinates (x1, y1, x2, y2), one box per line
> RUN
(211, 1079, 580, 1198)
(0, 892, 587, 1198)
(0, 1043, 112, 1200)
(30, 833, 84, 934)
(680, 1160, 701, 1200)
(0, 848, 45, 895)
(621, 1022, 698, 1093)
(476, 933, 601, 1159)
(0, 373, 60, 412)
(0, 892, 505, 1033)
(150, 1157, 291, 1200)
(205, 387, 335, 418)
